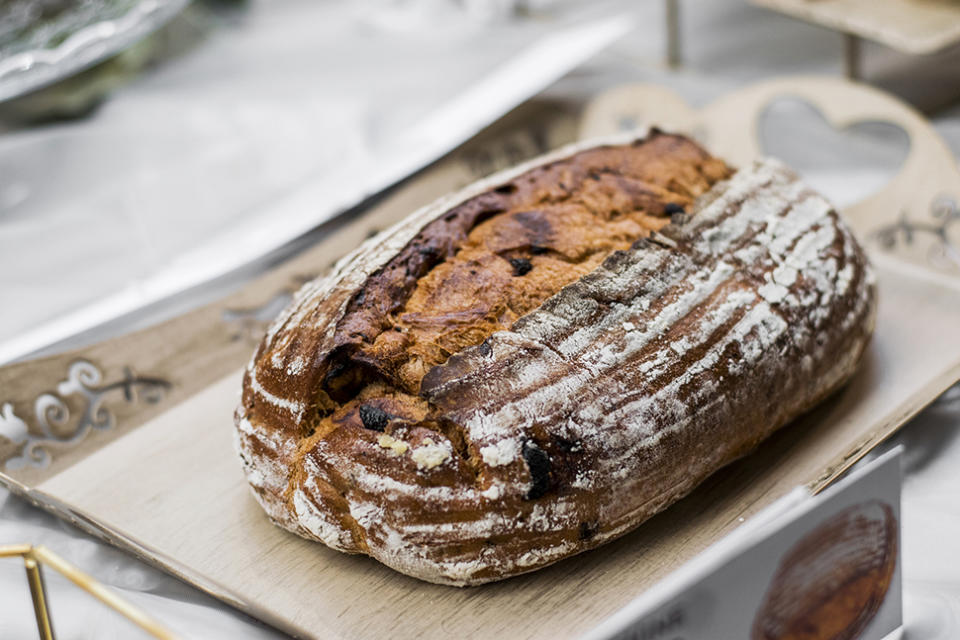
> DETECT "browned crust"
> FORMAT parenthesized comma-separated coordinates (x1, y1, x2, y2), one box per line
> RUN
(234, 131, 877, 586)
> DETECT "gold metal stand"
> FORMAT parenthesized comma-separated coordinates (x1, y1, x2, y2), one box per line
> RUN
(1, 544, 178, 639)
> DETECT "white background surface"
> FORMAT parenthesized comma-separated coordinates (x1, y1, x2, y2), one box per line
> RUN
(1, 0, 959, 637)
(0, 0, 633, 362)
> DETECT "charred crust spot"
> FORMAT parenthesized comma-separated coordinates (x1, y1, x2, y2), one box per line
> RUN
(358, 404, 390, 432)
(775, 331, 790, 351)
(578, 521, 598, 541)
(418, 246, 442, 259)
(494, 183, 518, 195)
(324, 360, 347, 385)
(587, 170, 602, 181)
(510, 258, 533, 276)
(522, 440, 552, 500)
(476, 207, 506, 222)
(530, 244, 549, 255)
(553, 435, 581, 453)
(478, 339, 492, 357)
(665, 202, 689, 226)
(513, 209, 554, 245)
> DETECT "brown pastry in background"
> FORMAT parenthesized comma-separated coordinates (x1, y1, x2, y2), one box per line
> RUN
(752, 500, 898, 640)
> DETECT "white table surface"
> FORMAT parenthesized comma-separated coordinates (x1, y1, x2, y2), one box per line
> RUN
(2, 0, 959, 637)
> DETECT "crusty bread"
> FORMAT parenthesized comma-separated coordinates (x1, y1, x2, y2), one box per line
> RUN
(234, 129, 876, 586)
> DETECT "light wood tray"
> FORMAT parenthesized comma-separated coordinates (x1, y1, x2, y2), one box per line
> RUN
(750, 0, 960, 55)
(2, 78, 959, 639)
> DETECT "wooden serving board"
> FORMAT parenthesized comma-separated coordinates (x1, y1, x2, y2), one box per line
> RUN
(749, 0, 960, 56)
(2, 77, 960, 639)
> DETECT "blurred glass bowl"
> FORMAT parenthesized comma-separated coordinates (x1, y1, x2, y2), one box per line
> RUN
(0, 0, 190, 103)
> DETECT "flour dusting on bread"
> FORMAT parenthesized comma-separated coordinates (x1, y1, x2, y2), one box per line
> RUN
(234, 132, 876, 586)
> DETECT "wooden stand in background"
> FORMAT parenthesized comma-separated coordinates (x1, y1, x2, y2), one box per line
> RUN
(749, 0, 960, 80)
(665, 0, 960, 108)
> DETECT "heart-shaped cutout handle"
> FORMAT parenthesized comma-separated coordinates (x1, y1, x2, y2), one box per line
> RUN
(758, 97, 909, 209)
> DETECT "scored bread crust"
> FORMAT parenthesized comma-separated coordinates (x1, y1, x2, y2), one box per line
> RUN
(235, 130, 877, 586)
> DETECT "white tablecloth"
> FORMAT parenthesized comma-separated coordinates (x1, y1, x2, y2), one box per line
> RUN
(2, 0, 959, 637)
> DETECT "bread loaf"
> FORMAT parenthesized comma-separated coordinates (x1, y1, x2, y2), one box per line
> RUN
(234, 129, 876, 586)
